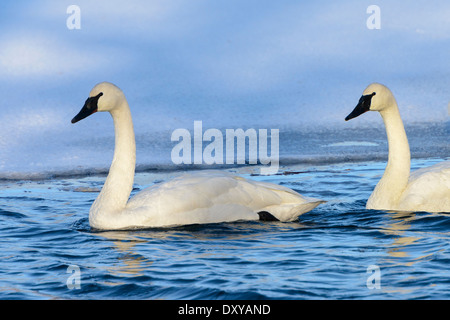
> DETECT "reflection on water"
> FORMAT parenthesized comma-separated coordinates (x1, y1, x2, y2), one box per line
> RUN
(382, 211, 420, 259)
(96, 231, 155, 279)
(374, 210, 449, 297)
(1, 158, 449, 299)
(109, 253, 154, 279)
(96, 222, 304, 281)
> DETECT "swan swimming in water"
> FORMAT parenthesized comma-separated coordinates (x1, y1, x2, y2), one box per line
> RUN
(71, 82, 324, 230)
(345, 83, 450, 213)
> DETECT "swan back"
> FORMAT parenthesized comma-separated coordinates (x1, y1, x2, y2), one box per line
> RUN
(399, 162, 450, 212)
(123, 171, 324, 228)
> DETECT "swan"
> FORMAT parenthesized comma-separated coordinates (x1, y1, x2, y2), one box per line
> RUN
(71, 82, 325, 230)
(345, 83, 450, 213)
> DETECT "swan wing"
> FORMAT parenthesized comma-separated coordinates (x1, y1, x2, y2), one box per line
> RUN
(125, 171, 324, 227)
(400, 161, 450, 212)
(238, 177, 325, 221)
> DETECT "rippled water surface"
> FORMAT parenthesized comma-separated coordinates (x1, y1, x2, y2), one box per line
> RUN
(1, 158, 449, 300)
(1, 0, 449, 302)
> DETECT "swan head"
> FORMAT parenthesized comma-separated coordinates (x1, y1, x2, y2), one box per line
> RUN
(345, 83, 395, 121)
(71, 82, 125, 123)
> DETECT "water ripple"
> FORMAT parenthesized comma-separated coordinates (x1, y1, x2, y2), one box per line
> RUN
(0, 159, 449, 299)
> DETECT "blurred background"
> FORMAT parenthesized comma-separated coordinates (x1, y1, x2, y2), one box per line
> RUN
(0, 0, 448, 177)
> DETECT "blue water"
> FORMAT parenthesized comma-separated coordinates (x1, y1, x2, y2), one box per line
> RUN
(0, 0, 449, 301)
(0, 124, 449, 300)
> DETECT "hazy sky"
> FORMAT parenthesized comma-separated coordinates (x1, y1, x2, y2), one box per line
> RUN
(0, 1, 449, 173)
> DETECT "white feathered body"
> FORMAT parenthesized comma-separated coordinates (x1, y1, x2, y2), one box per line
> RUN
(397, 161, 450, 212)
(89, 171, 323, 229)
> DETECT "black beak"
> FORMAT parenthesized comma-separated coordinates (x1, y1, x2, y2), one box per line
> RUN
(71, 92, 103, 124)
(345, 92, 376, 121)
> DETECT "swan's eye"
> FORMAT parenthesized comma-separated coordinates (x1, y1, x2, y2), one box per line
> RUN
(92, 92, 103, 103)
(86, 92, 103, 110)
(362, 93, 375, 108)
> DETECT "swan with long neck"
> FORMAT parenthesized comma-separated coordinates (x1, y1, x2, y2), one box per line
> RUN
(71, 82, 324, 230)
(345, 83, 450, 212)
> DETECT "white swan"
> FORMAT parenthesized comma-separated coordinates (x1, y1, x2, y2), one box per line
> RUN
(345, 83, 450, 213)
(71, 82, 324, 230)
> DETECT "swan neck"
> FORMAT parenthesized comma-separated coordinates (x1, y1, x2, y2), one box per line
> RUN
(91, 101, 136, 217)
(380, 104, 410, 175)
(370, 102, 410, 208)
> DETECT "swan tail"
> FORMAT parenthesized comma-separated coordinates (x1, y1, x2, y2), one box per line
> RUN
(263, 198, 325, 222)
